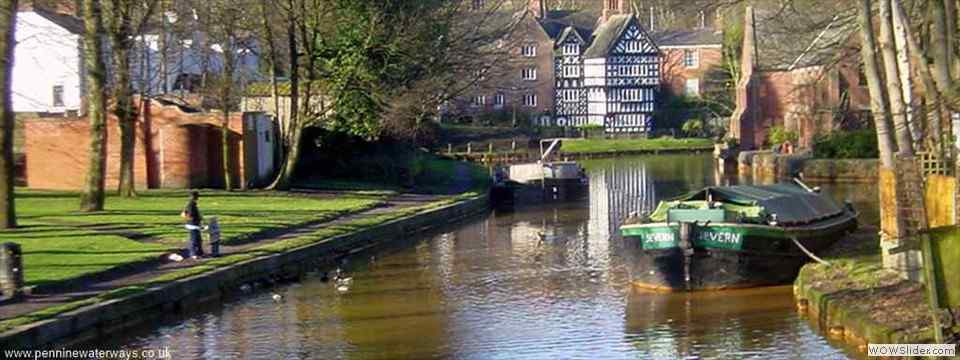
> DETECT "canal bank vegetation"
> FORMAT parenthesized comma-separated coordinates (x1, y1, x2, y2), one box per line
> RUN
(294, 129, 489, 194)
(559, 137, 715, 155)
(7, 189, 386, 287)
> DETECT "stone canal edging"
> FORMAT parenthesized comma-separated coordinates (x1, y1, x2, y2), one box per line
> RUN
(0, 194, 490, 349)
(737, 151, 878, 182)
(793, 266, 935, 352)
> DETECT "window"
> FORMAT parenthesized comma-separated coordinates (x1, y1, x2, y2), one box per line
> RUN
(563, 43, 579, 56)
(521, 45, 537, 57)
(494, 93, 505, 108)
(684, 49, 699, 68)
(563, 65, 579, 78)
(472, 0, 484, 10)
(522, 67, 537, 81)
(523, 94, 538, 107)
(52, 85, 64, 107)
(685, 78, 701, 96)
(472, 95, 486, 107)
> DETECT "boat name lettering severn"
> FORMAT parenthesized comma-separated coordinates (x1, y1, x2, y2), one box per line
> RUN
(643, 232, 675, 244)
(699, 231, 742, 245)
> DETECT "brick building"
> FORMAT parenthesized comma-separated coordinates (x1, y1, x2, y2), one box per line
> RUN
(24, 98, 277, 190)
(454, 0, 723, 134)
(730, 7, 870, 150)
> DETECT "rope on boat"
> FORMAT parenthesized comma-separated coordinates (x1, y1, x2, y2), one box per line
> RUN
(790, 236, 831, 266)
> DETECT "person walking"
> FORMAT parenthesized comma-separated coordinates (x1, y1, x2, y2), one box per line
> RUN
(181, 191, 204, 259)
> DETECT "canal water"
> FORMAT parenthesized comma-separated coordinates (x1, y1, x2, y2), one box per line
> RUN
(101, 155, 878, 359)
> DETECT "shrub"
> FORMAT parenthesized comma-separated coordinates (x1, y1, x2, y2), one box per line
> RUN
(813, 129, 879, 159)
(767, 126, 799, 146)
(681, 119, 705, 137)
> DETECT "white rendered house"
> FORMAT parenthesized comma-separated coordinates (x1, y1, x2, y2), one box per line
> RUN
(12, 6, 260, 114)
(12, 8, 84, 113)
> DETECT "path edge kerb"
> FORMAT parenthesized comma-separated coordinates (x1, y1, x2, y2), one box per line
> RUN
(0, 194, 490, 349)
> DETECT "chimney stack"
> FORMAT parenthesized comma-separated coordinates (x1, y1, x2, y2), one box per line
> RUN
(601, 0, 626, 23)
(528, 0, 549, 19)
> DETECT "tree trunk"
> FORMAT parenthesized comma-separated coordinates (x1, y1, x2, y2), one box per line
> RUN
(258, 0, 283, 141)
(858, 0, 897, 167)
(110, 1, 136, 198)
(80, 0, 108, 212)
(891, 1, 918, 146)
(930, 0, 954, 95)
(269, 12, 299, 191)
(0, 0, 18, 229)
(221, 49, 235, 191)
(879, 0, 914, 156)
(893, 0, 946, 158)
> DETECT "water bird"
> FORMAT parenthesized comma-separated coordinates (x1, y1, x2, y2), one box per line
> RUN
(272, 293, 282, 302)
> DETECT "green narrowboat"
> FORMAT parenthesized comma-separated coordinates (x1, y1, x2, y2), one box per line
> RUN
(619, 181, 857, 291)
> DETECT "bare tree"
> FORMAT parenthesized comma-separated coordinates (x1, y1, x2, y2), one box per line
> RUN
(80, 0, 109, 212)
(857, 0, 896, 167)
(878, 0, 914, 156)
(105, 0, 158, 197)
(0, 0, 18, 228)
(196, 0, 254, 191)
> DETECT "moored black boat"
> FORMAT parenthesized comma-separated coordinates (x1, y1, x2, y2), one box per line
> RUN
(619, 181, 857, 291)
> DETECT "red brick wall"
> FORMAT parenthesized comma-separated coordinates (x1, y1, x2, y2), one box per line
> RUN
(660, 46, 724, 97)
(25, 99, 246, 190)
(456, 16, 555, 118)
(751, 63, 870, 149)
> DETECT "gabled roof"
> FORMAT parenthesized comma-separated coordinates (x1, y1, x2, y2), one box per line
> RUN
(29, 6, 84, 34)
(555, 26, 585, 46)
(651, 29, 722, 47)
(539, 9, 598, 41)
(584, 14, 645, 59)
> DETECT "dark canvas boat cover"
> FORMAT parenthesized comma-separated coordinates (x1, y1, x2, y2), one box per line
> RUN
(678, 183, 845, 225)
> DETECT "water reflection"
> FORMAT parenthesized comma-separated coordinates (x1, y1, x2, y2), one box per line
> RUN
(102, 155, 874, 360)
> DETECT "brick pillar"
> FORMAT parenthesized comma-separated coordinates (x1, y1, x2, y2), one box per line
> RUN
(879, 162, 925, 281)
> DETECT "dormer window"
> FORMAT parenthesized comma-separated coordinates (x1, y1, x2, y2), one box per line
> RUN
(563, 43, 579, 56)
(521, 45, 537, 57)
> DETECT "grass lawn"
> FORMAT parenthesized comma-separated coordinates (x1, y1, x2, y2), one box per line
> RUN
(3, 189, 387, 286)
(560, 137, 714, 154)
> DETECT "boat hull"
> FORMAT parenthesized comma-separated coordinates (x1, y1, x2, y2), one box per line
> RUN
(621, 213, 857, 291)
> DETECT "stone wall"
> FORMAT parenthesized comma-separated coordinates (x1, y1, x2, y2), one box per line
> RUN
(737, 151, 879, 183)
